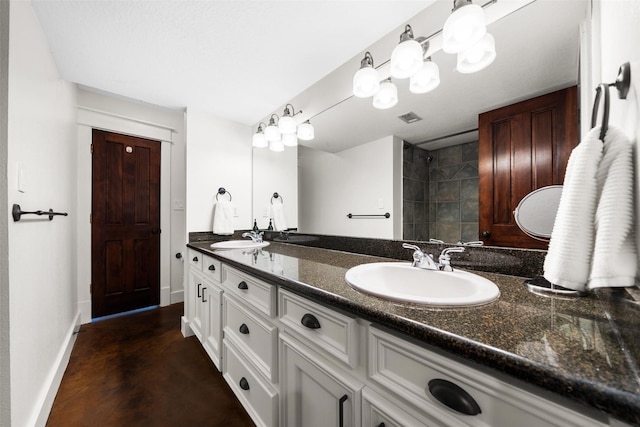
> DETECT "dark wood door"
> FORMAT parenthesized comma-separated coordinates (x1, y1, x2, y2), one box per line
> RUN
(478, 86, 578, 249)
(91, 130, 161, 318)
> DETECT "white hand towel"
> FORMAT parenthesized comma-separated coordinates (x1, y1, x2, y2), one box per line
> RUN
(588, 126, 637, 288)
(212, 198, 234, 235)
(544, 126, 603, 290)
(271, 200, 287, 232)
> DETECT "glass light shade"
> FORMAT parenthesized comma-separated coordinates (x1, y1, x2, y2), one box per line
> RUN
(390, 39, 424, 79)
(297, 122, 314, 140)
(442, 3, 486, 54)
(410, 60, 440, 94)
(278, 115, 296, 134)
(372, 80, 398, 110)
(456, 33, 496, 74)
(269, 138, 284, 152)
(264, 123, 281, 141)
(353, 67, 380, 98)
(282, 133, 298, 147)
(252, 131, 268, 148)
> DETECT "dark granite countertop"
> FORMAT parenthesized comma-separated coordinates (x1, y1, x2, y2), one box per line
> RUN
(187, 240, 640, 426)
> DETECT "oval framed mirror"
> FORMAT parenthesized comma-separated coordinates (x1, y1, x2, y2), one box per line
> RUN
(513, 185, 563, 241)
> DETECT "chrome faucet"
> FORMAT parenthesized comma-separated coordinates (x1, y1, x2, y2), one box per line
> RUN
(242, 231, 264, 243)
(403, 243, 465, 271)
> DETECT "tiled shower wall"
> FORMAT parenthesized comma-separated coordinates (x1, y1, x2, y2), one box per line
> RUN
(402, 141, 479, 243)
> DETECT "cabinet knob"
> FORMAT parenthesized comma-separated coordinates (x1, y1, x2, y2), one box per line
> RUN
(378, 424, 386, 427)
(301, 313, 321, 329)
(428, 378, 481, 416)
(239, 377, 250, 391)
(192, 256, 198, 262)
(238, 281, 249, 290)
(208, 264, 215, 271)
(239, 323, 249, 335)
(175, 253, 182, 259)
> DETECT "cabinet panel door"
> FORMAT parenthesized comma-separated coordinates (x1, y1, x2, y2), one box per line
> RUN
(478, 86, 578, 248)
(189, 269, 206, 342)
(203, 281, 223, 371)
(281, 334, 362, 427)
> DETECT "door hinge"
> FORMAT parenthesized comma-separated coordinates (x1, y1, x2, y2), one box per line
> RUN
(89, 213, 92, 224)
(90, 143, 93, 154)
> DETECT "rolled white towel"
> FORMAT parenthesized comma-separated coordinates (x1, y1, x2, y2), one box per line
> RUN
(544, 126, 603, 291)
(271, 200, 287, 231)
(589, 126, 637, 288)
(212, 198, 234, 235)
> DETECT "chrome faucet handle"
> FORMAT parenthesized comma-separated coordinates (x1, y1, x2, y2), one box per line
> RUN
(438, 247, 465, 271)
(456, 240, 484, 246)
(402, 243, 424, 267)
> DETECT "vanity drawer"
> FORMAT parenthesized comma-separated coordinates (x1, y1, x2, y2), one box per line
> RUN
(223, 294, 278, 382)
(222, 265, 277, 318)
(362, 387, 431, 427)
(368, 327, 606, 427)
(187, 248, 203, 271)
(223, 340, 278, 427)
(202, 256, 221, 282)
(279, 288, 358, 369)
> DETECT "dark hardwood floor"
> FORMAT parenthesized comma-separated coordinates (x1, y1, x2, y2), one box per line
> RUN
(46, 303, 255, 427)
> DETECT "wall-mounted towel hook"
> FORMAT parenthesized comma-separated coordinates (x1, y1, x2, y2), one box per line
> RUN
(271, 192, 284, 204)
(216, 187, 232, 201)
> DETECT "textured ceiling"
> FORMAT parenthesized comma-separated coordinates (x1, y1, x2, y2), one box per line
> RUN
(31, 0, 431, 125)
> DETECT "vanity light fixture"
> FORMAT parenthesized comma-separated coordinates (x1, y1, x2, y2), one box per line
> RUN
(353, 52, 380, 98)
(456, 32, 496, 73)
(442, 0, 487, 54)
(390, 25, 425, 79)
(410, 56, 440, 94)
(297, 120, 315, 141)
(373, 78, 398, 110)
(252, 122, 268, 148)
(264, 114, 281, 142)
(282, 133, 298, 147)
(269, 137, 285, 152)
(279, 104, 298, 135)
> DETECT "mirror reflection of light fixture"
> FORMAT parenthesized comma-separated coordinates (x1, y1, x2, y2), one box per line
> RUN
(279, 104, 297, 134)
(456, 33, 496, 73)
(353, 52, 380, 98)
(297, 120, 315, 141)
(391, 25, 424, 79)
(282, 133, 298, 147)
(252, 122, 268, 148)
(442, 0, 487, 54)
(269, 137, 284, 152)
(264, 114, 281, 142)
(410, 57, 440, 94)
(373, 78, 398, 110)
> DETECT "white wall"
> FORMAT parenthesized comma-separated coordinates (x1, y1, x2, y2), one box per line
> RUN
(589, 0, 640, 271)
(185, 109, 252, 233)
(298, 135, 402, 239)
(75, 89, 186, 316)
(6, 2, 78, 426)
(252, 145, 298, 231)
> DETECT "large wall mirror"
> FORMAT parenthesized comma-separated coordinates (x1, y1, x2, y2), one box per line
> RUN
(253, 0, 588, 249)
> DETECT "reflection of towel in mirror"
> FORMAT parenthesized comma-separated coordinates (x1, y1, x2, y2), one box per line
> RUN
(271, 201, 287, 231)
(544, 127, 603, 291)
(589, 126, 637, 288)
(212, 199, 234, 235)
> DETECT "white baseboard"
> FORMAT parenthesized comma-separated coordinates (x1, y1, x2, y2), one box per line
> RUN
(160, 286, 171, 307)
(171, 289, 184, 304)
(78, 299, 91, 325)
(32, 310, 81, 427)
(181, 316, 194, 338)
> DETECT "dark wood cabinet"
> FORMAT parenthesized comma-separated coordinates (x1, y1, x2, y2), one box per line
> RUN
(478, 86, 578, 249)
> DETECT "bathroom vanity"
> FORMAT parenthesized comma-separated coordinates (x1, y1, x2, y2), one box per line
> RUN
(182, 239, 639, 427)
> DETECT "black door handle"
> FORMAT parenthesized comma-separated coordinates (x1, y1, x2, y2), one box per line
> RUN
(239, 377, 250, 391)
(428, 378, 481, 416)
(151, 228, 161, 234)
(239, 324, 249, 334)
(238, 281, 248, 290)
(301, 313, 321, 329)
(338, 394, 348, 427)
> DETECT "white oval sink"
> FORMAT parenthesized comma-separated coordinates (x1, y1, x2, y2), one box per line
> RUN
(210, 240, 270, 250)
(345, 262, 500, 307)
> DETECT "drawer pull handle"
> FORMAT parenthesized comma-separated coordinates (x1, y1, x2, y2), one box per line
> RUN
(239, 323, 250, 334)
(338, 394, 348, 427)
(197, 283, 202, 298)
(192, 256, 198, 262)
(239, 377, 250, 391)
(301, 313, 321, 329)
(208, 264, 215, 271)
(378, 424, 386, 427)
(428, 379, 481, 416)
(201, 287, 207, 303)
(238, 281, 249, 290)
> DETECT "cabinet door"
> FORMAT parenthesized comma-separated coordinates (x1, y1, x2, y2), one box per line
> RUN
(478, 86, 578, 248)
(280, 334, 362, 427)
(189, 269, 207, 342)
(203, 281, 223, 371)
